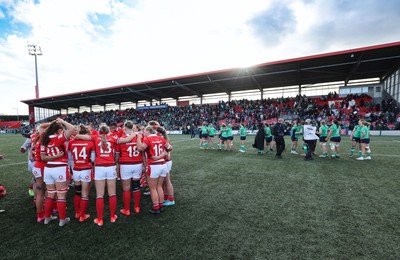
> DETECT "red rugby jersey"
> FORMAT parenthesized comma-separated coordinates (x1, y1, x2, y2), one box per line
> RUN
(91, 129, 99, 137)
(68, 139, 94, 170)
(142, 134, 167, 165)
(116, 134, 143, 164)
(41, 133, 68, 166)
(111, 128, 124, 138)
(93, 134, 118, 166)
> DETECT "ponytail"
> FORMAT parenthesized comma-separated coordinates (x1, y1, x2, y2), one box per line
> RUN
(145, 126, 156, 135)
(78, 124, 89, 135)
(156, 126, 169, 140)
(99, 125, 110, 151)
(41, 122, 63, 146)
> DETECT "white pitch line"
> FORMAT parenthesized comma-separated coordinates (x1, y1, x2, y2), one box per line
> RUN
(0, 161, 27, 167)
(370, 153, 400, 157)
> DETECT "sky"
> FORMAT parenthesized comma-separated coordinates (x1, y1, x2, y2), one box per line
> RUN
(1, 0, 400, 115)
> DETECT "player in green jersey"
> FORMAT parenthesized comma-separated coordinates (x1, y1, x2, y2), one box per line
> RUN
(349, 119, 362, 158)
(238, 123, 247, 152)
(356, 120, 372, 160)
(264, 123, 273, 154)
(218, 123, 228, 151)
(226, 124, 234, 151)
(326, 119, 341, 158)
(200, 122, 209, 150)
(207, 123, 216, 149)
(290, 121, 302, 155)
(317, 120, 329, 157)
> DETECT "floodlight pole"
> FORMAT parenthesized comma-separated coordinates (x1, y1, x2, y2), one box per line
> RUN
(28, 43, 43, 99)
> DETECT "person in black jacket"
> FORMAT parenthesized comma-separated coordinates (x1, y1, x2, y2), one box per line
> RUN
(273, 118, 285, 159)
(252, 123, 265, 155)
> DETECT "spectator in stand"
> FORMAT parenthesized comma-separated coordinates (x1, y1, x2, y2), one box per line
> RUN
(62, 93, 397, 136)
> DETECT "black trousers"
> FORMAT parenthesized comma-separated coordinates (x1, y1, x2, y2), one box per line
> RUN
(305, 140, 317, 159)
(274, 136, 285, 156)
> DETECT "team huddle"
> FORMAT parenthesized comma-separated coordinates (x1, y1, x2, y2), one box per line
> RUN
(25, 119, 174, 227)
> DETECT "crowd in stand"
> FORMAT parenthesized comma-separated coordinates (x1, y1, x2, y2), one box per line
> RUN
(57, 94, 400, 133)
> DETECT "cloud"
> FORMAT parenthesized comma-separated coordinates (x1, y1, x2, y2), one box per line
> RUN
(0, 0, 400, 115)
(248, 3, 297, 46)
(0, 9, 5, 19)
(300, 0, 400, 50)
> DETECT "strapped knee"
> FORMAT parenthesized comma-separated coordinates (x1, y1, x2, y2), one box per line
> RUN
(132, 180, 140, 192)
(75, 185, 82, 195)
(322, 143, 326, 147)
(47, 188, 57, 194)
(330, 144, 336, 151)
(58, 187, 69, 194)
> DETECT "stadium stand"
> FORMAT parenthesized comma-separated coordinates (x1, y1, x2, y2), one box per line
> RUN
(19, 41, 400, 132)
(56, 93, 399, 132)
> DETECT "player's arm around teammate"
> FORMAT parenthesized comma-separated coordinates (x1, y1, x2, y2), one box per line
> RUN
(156, 127, 175, 206)
(137, 126, 170, 214)
(67, 125, 95, 222)
(76, 124, 137, 226)
(116, 122, 143, 216)
(32, 123, 61, 223)
(40, 118, 75, 227)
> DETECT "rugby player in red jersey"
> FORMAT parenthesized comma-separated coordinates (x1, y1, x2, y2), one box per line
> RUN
(87, 123, 99, 137)
(115, 121, 144, 216)
(76, 123, 138, 226)
(137, 126, 172, 214)
(31, 123, 60, 222)
(110, 121, 124, 138)
(156, 127, 175, 207)
(41, 118, 75, 227)
(67, 125, 95, 222)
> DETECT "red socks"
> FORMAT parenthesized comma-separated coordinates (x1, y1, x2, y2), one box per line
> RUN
(153, 204, 160, 210)
(37, 210, 44, 219)
(169, 196, 175, 202)
(164, 194, 169, 201)
(74, 194, 81, 215)
(133, 191, 141, 209)
(57, 200, 67, 220)
(96, 197, 104, 220)
(109, 195, 117, 217)
(122, 191, 131, 211)
(52, 198, 58, 212)
(80, 198, 89, 218)
(44, 198, 53, 218)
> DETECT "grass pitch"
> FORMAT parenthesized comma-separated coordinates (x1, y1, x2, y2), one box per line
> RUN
(0, 134, 400, 259)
